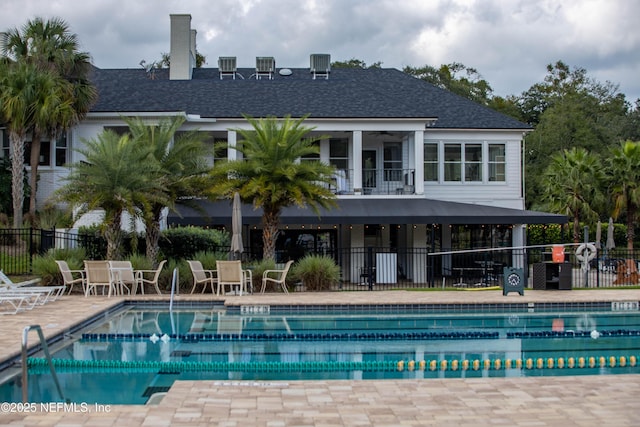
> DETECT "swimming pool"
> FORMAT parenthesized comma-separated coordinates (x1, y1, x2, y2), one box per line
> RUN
(2, 302, 640, 404)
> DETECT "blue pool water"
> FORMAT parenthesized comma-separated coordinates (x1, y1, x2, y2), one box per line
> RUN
(2, 302, 640, 405)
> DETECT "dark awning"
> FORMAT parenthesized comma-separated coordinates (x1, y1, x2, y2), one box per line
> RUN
(168, 198, 567, 226)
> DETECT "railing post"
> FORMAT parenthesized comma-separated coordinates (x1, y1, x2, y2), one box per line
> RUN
(366, 246, 374, 291)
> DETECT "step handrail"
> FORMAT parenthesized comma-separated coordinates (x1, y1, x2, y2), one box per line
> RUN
(21, 325, 65, 403)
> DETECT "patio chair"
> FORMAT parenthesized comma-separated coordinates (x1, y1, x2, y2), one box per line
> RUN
(55, 260, 87, 295)
(187, 260, 217, 294)
(84, 261, 118, 297)
(261, 260, 294, 294)
(108, 261, 136, 295)
(216, 260, 244, 296)
(135, 260, 166, 295)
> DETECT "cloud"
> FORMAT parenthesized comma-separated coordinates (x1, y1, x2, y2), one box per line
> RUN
(2, 0, 639, 101)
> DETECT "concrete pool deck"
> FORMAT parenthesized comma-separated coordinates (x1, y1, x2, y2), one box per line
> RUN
(1, 289, 639, 426)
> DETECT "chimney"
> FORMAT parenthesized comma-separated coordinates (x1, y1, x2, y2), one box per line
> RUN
(170, 14, 195, 80)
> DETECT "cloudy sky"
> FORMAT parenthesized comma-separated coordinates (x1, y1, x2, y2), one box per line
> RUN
(3, 0, 639, 102)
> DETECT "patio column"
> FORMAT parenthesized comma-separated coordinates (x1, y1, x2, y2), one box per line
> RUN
(414, 130, 424, 195)
(227, 130, 239, 160)
(352, 131, 362, 193)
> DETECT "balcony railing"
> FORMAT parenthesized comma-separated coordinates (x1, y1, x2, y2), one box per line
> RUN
(332, 168, 415, 195)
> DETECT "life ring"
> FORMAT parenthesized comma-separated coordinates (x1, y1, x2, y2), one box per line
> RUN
(576, 314, 596, 331)
(575, 243, 597, 262)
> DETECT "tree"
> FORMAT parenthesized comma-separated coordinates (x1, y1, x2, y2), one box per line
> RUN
(3, 17, 97, 220)
(123, 115, 211, 263)
(403, 62, 493, 105)
(331, 58, 382, 69)
(0, 61, 67, 227)
(522, 61, 628, 210)
(54, 130, 165, 259)
(608, 140, 640, 251)
(540, 148, 605, 243)
(208, 115, 337, 261)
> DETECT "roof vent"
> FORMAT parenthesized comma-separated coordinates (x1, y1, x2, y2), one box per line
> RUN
(218, 56, 237, 79)
(310, 54, 330, 79)
(256, 56, 275, 80)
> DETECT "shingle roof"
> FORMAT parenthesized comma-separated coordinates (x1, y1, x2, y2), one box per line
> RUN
(89, 66, 530, 129)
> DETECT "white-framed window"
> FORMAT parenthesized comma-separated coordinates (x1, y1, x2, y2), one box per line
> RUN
(488, 144, 506, 182)
(423, 143, 438, 181)
(55, 133, 69, 167)
(383, 142, 402, 182)
(444, 144, 462, 181)
(430, 141, 506, 183)
(464, 144, 482, 182)
(300, 139, 320, 162)
(329, 138, 348, 170)
(1, 131, 9, 160)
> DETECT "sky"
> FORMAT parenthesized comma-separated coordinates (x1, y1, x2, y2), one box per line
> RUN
(2, 0, 639, 103)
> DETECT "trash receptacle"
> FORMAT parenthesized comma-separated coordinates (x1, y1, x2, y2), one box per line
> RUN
(503, 267, 524, 296)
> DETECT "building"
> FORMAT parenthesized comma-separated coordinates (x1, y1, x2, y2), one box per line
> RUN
(1, 14, 565, 284)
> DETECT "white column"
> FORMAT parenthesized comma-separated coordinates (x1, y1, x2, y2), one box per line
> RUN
(227, 130, 238, 160)
(352, 131, 362, 193)
(414, 130, 424, 195)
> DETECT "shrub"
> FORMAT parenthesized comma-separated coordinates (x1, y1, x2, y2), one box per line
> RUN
(160, 227, 230, 260)
(290, 255, 340, 292)
(250, 259, 277, 292)
(32, 247, 86, 286)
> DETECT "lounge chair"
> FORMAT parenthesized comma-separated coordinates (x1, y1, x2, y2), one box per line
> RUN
(216, 260, 244, 296)
(0, 270, 65, 303)
(55, 260, 87, 295)
(187, 260, 217, 294)
(0, 293, 34, 314)
(135, 260, 166, 295)
(84, 261, 118, 297)
(261, 260, 294, 294)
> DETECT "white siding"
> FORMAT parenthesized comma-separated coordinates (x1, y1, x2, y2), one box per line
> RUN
(423, 130, 525, 209)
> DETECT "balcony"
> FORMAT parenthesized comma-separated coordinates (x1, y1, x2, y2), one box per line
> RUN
(331, 169, 415, 195)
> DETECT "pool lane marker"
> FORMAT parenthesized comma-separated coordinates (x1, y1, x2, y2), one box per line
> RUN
(27, 354, 639, 373)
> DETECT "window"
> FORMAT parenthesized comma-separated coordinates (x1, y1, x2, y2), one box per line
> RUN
(104, 126, 129, 136)
(329, 138, 348, 170)
(444, 144, 461, 181)
(300, 139, 320, 162)
(488, 144, 506, 181)
(55, 133, 68, 166)
(383, 142, 402, 181)
(1, 131, 9, 160)
(423, 144, 438, 181)
(464, 144, 482, 182)
(24, 139, 51, 166)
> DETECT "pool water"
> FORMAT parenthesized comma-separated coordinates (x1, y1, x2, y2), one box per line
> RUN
(2, 305, 640, 405)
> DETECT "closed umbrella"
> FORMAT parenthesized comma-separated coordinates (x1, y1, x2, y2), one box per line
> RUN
(606, 217, 616, 252)
(229, 192, 244, 260)
(595, 221, 602, 250)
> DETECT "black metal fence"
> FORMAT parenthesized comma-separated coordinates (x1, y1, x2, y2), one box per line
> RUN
(328, 245, 638, 291)
(1, 228, 637, 290)
(0, 228, 103, 275)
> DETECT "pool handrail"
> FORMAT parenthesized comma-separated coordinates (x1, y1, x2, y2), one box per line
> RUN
(21, 325, 65, 403)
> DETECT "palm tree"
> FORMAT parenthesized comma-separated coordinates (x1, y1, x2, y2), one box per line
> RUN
(208, 115, 337, 261)
(3, 17, 97, 220)
(122, 115, 211, 263)
(608, 140, 640, 251)
(54, 130, 165, 259)
(0, 61, 70, 227)
(541, 147, 605, 242)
